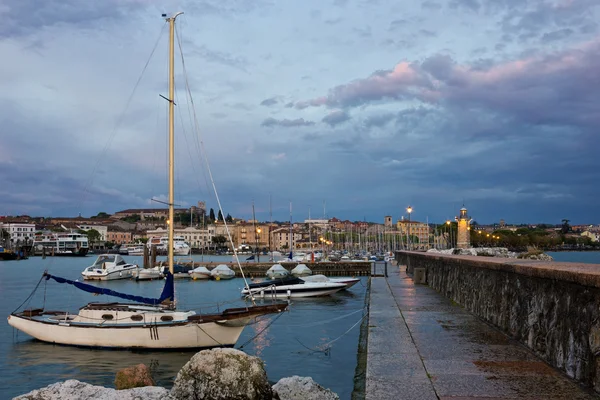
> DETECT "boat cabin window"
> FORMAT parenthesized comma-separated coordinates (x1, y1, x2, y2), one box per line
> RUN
(160, 316, 174, 322)
(102, 314, 114, 320)
(130, 315, 143, 321)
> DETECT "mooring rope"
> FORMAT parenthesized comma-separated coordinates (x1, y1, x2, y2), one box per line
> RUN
(294, 311, 369, 354)
(237, 311, 287, 350)
(12, 272, 46, 313)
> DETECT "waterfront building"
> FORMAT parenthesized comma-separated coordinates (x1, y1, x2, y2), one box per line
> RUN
(1, 222, 36, 246)
(106, 230, 132, 245)
(455, 206, 472, 249)
(396, 218, 430, 247)
(271, 226, 303, 251)
(77, 224, 108, 241)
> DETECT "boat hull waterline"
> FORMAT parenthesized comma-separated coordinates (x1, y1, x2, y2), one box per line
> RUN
(8, 304, 286, 349)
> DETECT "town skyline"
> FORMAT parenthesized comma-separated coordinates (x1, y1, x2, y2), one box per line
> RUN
(1, 1, 599, 224)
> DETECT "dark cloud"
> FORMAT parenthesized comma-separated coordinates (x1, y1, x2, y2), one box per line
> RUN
(422, 1, 442, 10)
(260, 97, 280, 106)
(261, 118, 315, 127)
(363, 113, 395, 128)
(322, 110, 351, 127)
(448, 0, 481, 12)
(0, 0, 147, 38)
(389, 19, 408, 31)
(192, 45, 248, 72)
(541, 28, 574, 43)
(419, 29, 437, 38)
(296, 39, 600, 133)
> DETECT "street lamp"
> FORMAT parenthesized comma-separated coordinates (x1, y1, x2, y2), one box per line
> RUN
(406, 206, 413, 250)
(446, 220, 451, 249)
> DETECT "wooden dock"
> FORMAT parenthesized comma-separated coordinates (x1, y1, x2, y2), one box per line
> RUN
(151, 260, 372, 277)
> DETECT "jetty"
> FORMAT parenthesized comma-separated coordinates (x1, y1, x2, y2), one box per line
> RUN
(364, 252, 600, 399)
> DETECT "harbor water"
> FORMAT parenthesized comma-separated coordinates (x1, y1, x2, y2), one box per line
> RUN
(0, 255, 368, 399)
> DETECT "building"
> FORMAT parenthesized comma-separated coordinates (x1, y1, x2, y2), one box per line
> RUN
(271, 226, 303, 250)
(146, 225, 216, 250)
(1, 223, 36, 245)
(106, 230, 133, 245)
(384, 216, 393, 228)
(396, 218, 430, 247)
(77, 224, 108, 241)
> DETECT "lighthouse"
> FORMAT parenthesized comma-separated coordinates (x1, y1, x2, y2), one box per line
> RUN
(455, 206, 472, 249)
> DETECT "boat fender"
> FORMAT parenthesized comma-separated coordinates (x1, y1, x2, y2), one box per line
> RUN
(287, 289, 291, 298)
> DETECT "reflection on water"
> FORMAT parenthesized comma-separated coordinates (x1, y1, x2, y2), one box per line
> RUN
(8, 339, 196, 390)
(1, 256, 367, 399)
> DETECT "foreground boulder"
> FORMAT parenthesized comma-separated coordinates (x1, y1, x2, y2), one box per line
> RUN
(171, 348, 272, 399)
(115, 363, 155, 390)
(272, 376, 339, 400)
(14, 379, 172, 400)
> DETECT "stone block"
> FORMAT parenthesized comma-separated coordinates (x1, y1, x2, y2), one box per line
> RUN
(413, 267, 426, 284)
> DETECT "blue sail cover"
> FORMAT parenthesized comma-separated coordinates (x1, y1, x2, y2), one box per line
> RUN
(44, 272, 174, 305)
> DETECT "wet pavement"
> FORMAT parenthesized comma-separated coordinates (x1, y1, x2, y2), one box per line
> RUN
(365, 264, 599, 399)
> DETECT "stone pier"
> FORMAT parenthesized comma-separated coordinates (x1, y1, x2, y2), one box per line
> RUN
(365, 260, 598, 399)
(394, 251, 600, 395)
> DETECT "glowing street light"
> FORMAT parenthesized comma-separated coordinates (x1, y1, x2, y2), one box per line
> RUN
(406, 206, 413, 250)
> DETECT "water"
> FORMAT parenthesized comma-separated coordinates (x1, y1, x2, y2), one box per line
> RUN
(546, 251, 600, 264)
(0, 255, 367, 399)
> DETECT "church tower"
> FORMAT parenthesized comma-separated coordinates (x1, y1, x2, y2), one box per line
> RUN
(455, 206, 472, 249)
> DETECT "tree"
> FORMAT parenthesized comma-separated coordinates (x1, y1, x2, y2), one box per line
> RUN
(209, 208, 216, 222)
(93, 212, 110, 219)
(561, 219, 571, 234)
(81, 229, 101, 244)
(225, 213, 233, 223)
(212, 235, 227, 249)
(217, 210, 223, 222)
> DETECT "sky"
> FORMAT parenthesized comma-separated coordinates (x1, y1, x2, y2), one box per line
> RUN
(0, 0, 599, 225)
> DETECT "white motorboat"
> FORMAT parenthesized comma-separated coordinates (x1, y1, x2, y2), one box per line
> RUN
(241, 276, 346, 299)
(81, 254, 139, 281)
(211, 264, 236, 280)
(266, 264, 290, 279)
(189, 266, 211, 280)
(291, 263, 312, 277)
(7, 13, 287, 350)
(301, 274, 360, 289)
(125, 244, 145, 256)
(147, 235, 191, 256)
(134, 266, 163, 281)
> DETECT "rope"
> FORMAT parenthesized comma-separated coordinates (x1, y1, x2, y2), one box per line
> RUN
(294, 311, 369, 353)
(175, 26, 253, 301)
(285, 307, 366, 328)
(79, 22, 167, 210)
(237, 311, 287, 349)
(12, 272, 46, 313)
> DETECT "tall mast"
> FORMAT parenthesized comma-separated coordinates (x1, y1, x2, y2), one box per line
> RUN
(166, 12, 183, 276)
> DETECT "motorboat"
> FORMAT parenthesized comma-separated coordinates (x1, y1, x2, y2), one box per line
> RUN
(164, 264, 192, 279)
(189, 266, 211, 280)
(134, 266, 163, 281)
(241, 276, 346, 299)
(81, 254, 139, 281)
(211, 264, 235, 280)
(124, 244, 145, 256)
(291, 264, 312, 277)
(266, 264, 290, 279)
(147, 236, 191, 256)
(301, 274, 360, 289)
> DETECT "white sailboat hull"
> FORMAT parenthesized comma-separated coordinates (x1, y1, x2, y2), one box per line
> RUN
(7, 314, 248, 349)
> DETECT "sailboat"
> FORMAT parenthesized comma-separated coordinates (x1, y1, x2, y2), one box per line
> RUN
(7, 12, 287, 349)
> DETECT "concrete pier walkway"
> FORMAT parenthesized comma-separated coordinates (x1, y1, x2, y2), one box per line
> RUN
(366, 264, 598, 399)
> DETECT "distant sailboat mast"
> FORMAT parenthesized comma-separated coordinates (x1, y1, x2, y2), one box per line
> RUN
(289, 202, 293, 259)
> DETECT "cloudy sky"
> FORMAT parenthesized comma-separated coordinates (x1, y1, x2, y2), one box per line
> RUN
(0, 0, 598, 225)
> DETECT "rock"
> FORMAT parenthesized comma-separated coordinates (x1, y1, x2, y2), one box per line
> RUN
(14, 379, 172, 400)
(272, 376, 339, 400)
(171, 348, 272, 400)
(519, 252, 554, 261)
(115, 363, 155, 390)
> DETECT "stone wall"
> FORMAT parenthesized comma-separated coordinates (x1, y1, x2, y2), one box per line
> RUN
(396, 250, 600, 392)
